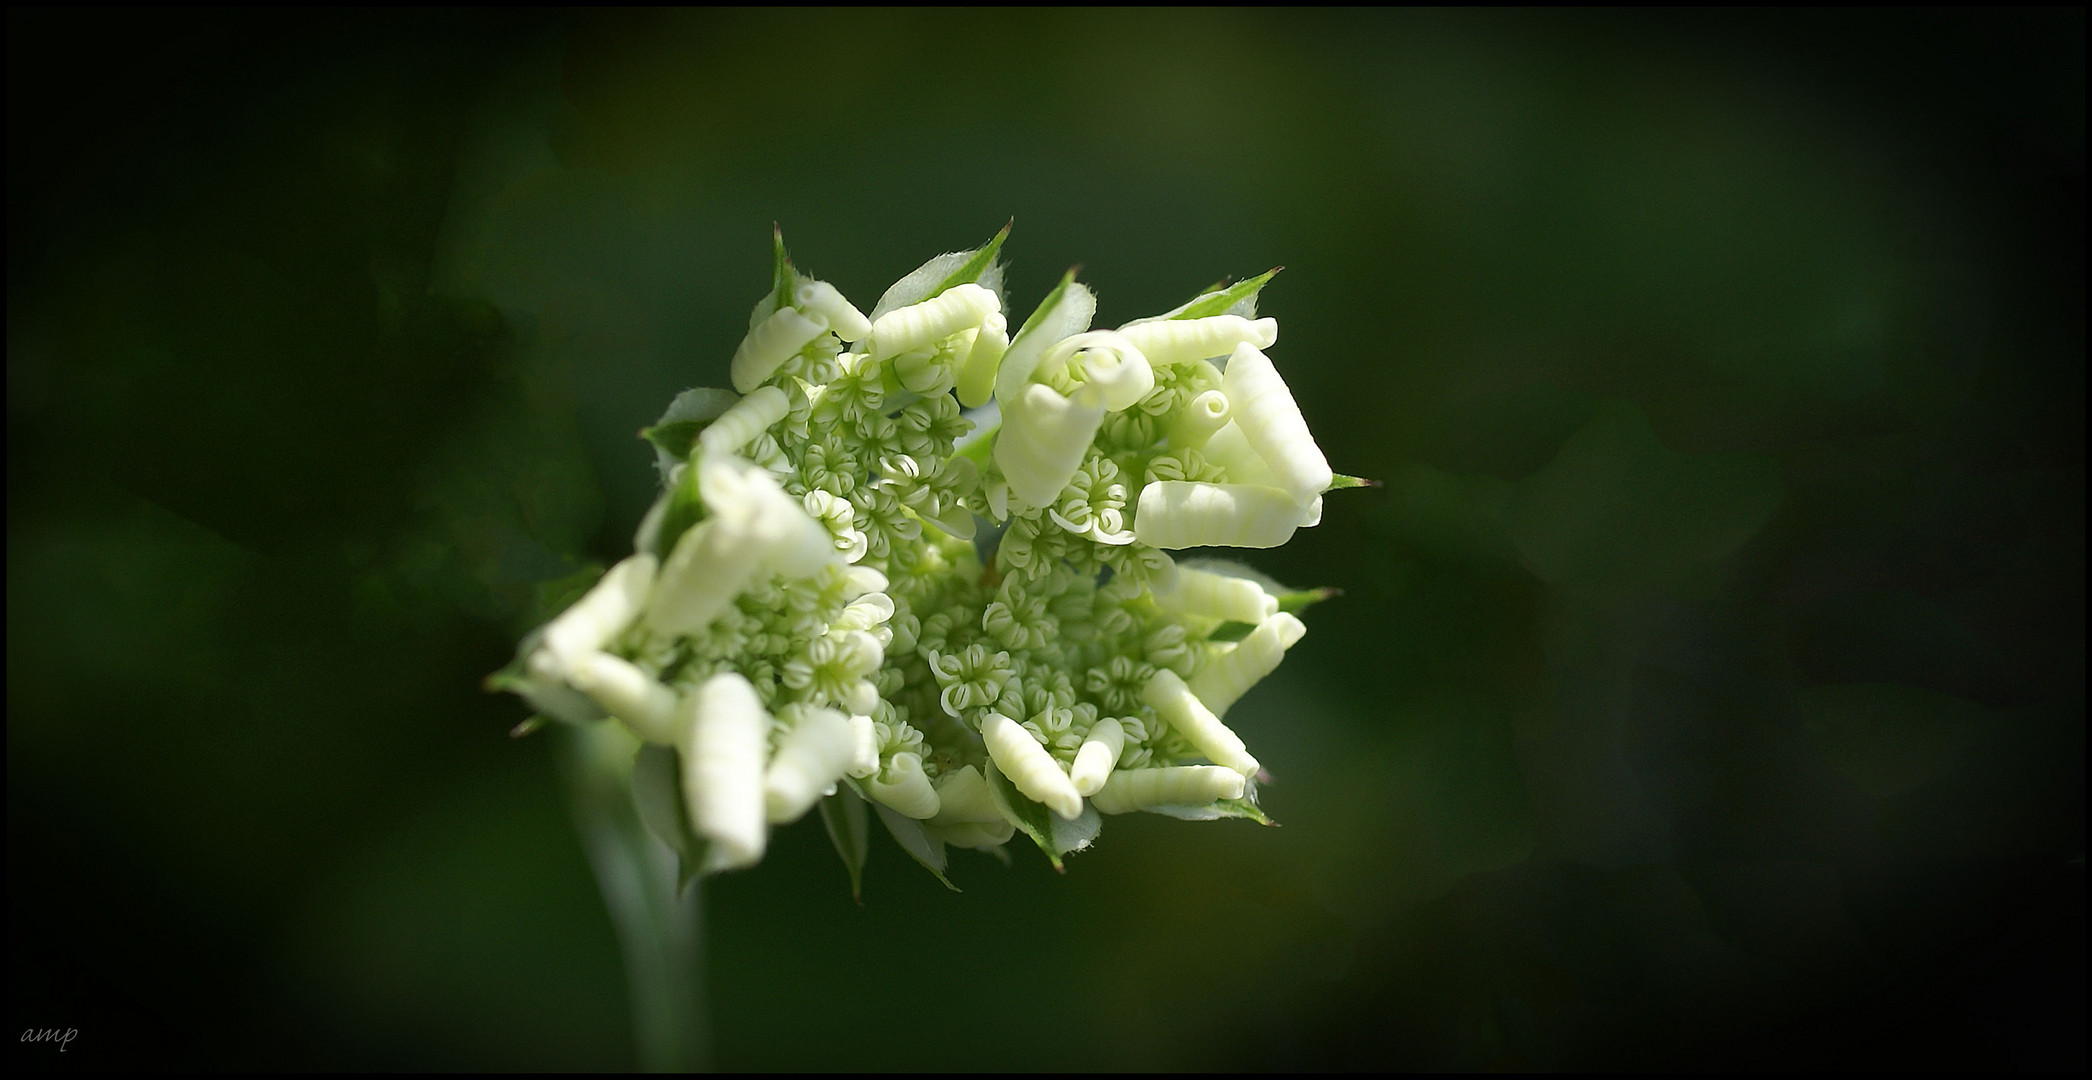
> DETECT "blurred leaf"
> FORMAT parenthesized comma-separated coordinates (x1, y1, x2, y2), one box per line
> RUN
(870, 798, 957, 892)
(1508, 401, 1781, 588)
(632, 743, 707, 887)
(817, 787, 871, 902)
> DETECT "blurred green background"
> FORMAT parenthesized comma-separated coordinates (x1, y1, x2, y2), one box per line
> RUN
(8, 8, 2082, 1071)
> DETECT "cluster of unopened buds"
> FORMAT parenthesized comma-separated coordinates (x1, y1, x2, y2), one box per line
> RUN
(493, 227, 1363, 888)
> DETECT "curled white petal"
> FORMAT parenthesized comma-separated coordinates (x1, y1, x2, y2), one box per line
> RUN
(1133, 481, 1308, 550)
(866, 751, 941, 819)
(700, 455, 839, 579)
(1068, 716, 1127, 796)
(541, 553, 657, 672)
(1141, 667, 1259, 776)
(981, 712, 1083, 820)
(1153, 565, 1279, 625)
(1118, 314, 1277, 368)
(682, 672, 770, 871)
(845, 714, 880, 778)
(698, 386, 790, 457)
(936, 819, 1017, 849)
(1089, 765, 1246, 814)
(866, 283, 998, 361)
(564, 651, 680, 745)
(1202, 421, 1279, 487)
(955, 311, 1008, 408)
(644, 517, 767, 638)
(1169, 388, 1232, 448)
(996, 280, 1096, 403)
(1220, 343, 1331, 504)
(1044, 330, 1154, 412)
(794, 279, 871, 343)
(764, 706, 856, 824)
(1189, 612, 1307, 718)
(994, 382, 1107, 509)
(928, 764, 1005, 824)
(1299, 495, 1323, 528)
(731, 306, 828, 394)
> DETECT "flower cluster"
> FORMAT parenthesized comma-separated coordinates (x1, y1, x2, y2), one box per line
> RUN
(494, 228, 1357, 886)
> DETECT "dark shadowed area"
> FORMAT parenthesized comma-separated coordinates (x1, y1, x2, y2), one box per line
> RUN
(9, 9, 2082, 1071)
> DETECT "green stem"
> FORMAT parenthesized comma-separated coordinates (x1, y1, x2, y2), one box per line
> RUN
(561, 722, 710, 1072)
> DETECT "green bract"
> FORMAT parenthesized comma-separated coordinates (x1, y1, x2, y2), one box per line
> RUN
(494, 228, 1356, 891)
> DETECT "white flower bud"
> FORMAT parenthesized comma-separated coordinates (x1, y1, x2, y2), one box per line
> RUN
(1189, 611, 1306, 717)
(764, 705, 856, 824)
(1220, 343, 1331, 505)
(1152, 565, 1280, 625)
(1088, 765, 1245, 814)
(866, 283, 998, 361)
(699, 455, 839, 579)
(1169, 388, 1232, 448)
(793, 279, 871, 343)
(564, 651, 680, 745)
(731, 306, 829, 394)
(1133, 481, 1308, 550)
(1299, 495, 1323, 528)
(866, 751, 941, 819)
(928, 764, 1005, 824)
(1043, 330, 1154, 412)
(845, 713, 880, 778)
(1118, 314, 1276, 368)
(1068, 716, 1127, 796)
(981, 711, 1083, 820)
(1141, 667, 1259, 776)
(994, 382, 1107, 509)
(1202, 421, 1278, 486)
(955, 311, 1008, 408)
(682, 672, 770, 871)
(698, 385, 790, 457)
(540, 553, 658, 672)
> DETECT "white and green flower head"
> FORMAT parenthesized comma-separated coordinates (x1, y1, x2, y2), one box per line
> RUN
(492, 226, 1367, 891)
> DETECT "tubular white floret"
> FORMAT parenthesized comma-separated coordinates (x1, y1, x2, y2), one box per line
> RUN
(1133, 481, 1309, 550)
(1068, 716, 1127, 796)
(644, 517, 769, 638)
(981, 711, 1083, 820)
(731, 307, 829, 393)
(1118, 314, 1277, 368)
(1169, 388, 1233, 448)
(1202, 421, 1279, 487)
(845, 714, 881, 778)
(683, 672, 770, 871)
(698, 386, 790, 457)
(1089, 764, 1246, 814)
(699, 455, 841, 579)
(1220, 343, 1331, 505)
(928, 764, 1005, 824)
(564, 651, 680, 744)
(937, 819, 1019, 849)
(793, 280, 871, 343)
(1141, 668, 1259, 776)
(995, 281, 1096, 403)
(1153, 565, 1280, 625)
(540, 553, 658, 672)
(866, 751, 941, 819)
(1189, 612, 1306, 717)
(1044, 330, 1154, 412)
(995, 382, 1107, 509)
(763, 705, 857, 824)
(866, 283, 998, 361)
(955, 311, 1008, 408)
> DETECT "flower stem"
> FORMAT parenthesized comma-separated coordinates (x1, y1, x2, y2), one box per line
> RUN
(561, 721, 710, 1072)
